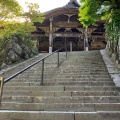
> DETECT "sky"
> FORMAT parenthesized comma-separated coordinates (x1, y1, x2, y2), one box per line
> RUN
(17, 0, 80, 12)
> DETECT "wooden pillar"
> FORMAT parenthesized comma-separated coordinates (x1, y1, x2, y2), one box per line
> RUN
(84, 27, 89, 51)
(49, 18, 53, 53)
(64, 37, 67, 46)
(77, 37, 81, 50)
(70, 41, 72, 52)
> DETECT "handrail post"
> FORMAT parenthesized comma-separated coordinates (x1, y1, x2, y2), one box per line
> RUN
(57, 51, 59, 68)
(66, 45, 68, 58)
(41, 59, 44, 86)
(0, 77, 4, 106)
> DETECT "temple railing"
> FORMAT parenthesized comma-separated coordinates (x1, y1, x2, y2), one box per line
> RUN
(0, 44, 70, 106)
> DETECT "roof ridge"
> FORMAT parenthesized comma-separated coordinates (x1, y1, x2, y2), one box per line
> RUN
(64, 0, 80, 8)
(44, 0, 80, 14)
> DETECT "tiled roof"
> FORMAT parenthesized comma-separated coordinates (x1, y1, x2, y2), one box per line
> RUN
(45, 0, 80, 15)
(63, 0, 80, 9)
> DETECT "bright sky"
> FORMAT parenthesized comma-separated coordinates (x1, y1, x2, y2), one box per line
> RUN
(17, 0, 80, 12)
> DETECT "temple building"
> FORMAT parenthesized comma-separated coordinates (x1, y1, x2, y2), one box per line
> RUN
(33, 0, 106, 53)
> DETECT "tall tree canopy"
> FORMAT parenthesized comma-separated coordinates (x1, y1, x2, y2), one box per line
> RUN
(0, 0, 22, 20)
(78, 0, 120, 43)
(0, 1, 44, 38)
(0, 0, 22, 38)
(0, 1, 44, 58)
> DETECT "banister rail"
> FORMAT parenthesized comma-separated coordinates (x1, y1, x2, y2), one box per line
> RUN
(0, 44, 69, 105)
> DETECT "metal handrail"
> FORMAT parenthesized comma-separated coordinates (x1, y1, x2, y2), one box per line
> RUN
(0, 44, 69, 105)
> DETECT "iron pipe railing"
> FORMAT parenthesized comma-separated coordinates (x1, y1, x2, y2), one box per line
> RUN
(0, 44, 69, 105)
(57, 52, 60, 68)
(41, 59, 44, 86)
(4, 44, 69, 84)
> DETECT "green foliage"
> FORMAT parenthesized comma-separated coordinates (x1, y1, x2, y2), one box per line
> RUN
(105, 9, 120, 43)
(0, 2, 44, 53)
(23, 38, 35, 49)
(79, 0, 102, 27)
(16, 2, 45, 49)
(78, 0, 120, 43)
(0, 0, 22, 49)
(23, 2, 45, 23)
(0, 0, 22, 20)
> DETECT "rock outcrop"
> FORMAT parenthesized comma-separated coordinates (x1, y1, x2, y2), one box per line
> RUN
(0, 34, 37, 69)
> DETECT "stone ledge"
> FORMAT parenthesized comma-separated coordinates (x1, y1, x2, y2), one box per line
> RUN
(100, 49, 120, 87)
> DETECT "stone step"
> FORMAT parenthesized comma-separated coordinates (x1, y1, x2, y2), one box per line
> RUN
(2, 68, 56, 77)
(2, 68, 109, 76)
(59, 67, 107, 69)
(63, 65, 106, 66)
(4, 82, 51, 86)
(56, 73, 110, 76)
(2, 96, 120, 103)
(1, 103, 120, 112)
(7, 79, 113, 84)
(3, 90, 118, 97)
(2, 71, 110, 76)
(4, 81, 115, 86)
(57, 78, 113, 81)
(9, 78, 114, 82)
(57, 71, 109, 74)
(0, 110, 120, 120)
(54, 76, 111, 79)
(3, 74, 111, 80)
(0, 51, 119, 120)
(55, 81, 115, 86)
(4, 86, 119, 92)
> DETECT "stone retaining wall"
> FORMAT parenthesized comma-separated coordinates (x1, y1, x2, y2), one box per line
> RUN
(106, 36, 120, 66)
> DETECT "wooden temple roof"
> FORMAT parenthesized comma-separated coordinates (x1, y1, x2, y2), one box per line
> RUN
(34, 0, 80, 26)
(33, 0, 105, 37)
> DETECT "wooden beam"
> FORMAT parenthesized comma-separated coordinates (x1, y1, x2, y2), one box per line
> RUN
(53, 33, 83, 37)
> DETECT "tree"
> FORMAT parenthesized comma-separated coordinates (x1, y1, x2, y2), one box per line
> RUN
(78, 0, 101, 27)
(17, 2, 45, 49)
(24, 2, 44, 23)
(0, 0, 22, 59)
(0, 1, 44, 61)
(0, 2, 44, 41)
(0, 0, 22, 21)
(0, 0, 22, 39)
(78, 0, 120, 44)
(78, 0, 100, 51)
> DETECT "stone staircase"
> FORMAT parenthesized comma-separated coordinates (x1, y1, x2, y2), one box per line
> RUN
(0, 51, 120, 120)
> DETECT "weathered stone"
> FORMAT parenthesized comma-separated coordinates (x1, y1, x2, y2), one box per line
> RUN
(7, 49, 19, 62)
(111, 53, 116, 62)
(0, 34, 37, 66)
(12, 42, 22, 56)
(1, 62, 7, 68)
